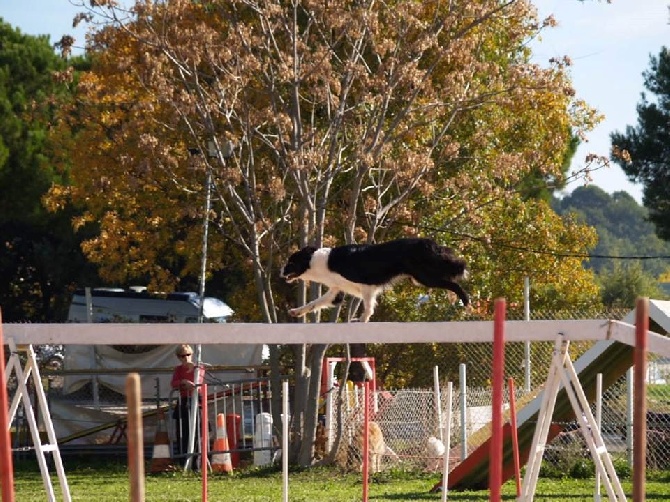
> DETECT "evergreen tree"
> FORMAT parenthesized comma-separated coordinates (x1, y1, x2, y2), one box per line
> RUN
(0, 21, 96, 321)
(610, 47, 670, 240)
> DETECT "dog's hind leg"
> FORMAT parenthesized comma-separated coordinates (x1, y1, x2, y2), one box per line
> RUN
(289, 289, 344, 317)
(442, 281, 469, 306)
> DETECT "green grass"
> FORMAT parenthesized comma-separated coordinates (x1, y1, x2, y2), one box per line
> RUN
(647, 383, 670, 411)
(10, 459, 670, 501)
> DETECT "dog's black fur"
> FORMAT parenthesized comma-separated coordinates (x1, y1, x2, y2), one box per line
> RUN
(281, 238, 469, 322)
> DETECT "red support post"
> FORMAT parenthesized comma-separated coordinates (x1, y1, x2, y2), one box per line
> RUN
(362, 380, 370, 502)
(508, 378, 521, 497)
(201, 384, 208, 502)
(490, 298, 506, 501)
(633, 297, 648, 502)
(0, 310, 15, 502)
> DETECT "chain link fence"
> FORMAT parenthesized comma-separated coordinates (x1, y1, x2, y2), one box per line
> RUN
(6, 307, 670, 475)
(334, 308, 670, 474)
(7, 364, 277, 468)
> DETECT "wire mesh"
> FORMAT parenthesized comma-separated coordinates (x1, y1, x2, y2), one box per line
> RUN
(6, 307, 670, 473)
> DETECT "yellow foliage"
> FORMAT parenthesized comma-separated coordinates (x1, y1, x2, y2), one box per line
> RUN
(47, 0, 601, 315)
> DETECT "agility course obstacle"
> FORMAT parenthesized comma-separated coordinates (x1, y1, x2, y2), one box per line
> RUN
(0, 313, 14, 502)
(430, 298, 669, 500)
(3, 300, 668, 501)
(432, 336, 636, 492)
(521, 335, 627, 501)
(5, 317, 668, 348)
(125, 373, 145, 502)
(3, 338, 71, 502)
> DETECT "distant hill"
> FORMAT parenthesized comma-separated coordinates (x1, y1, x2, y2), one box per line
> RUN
(552, 185, 670, 277)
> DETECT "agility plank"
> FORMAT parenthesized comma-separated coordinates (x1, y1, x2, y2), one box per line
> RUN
(433, 339, 634, 491)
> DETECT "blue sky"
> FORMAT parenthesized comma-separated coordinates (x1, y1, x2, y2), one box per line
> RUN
(4, 0, 668, 204)
(533, 0, 668, 203)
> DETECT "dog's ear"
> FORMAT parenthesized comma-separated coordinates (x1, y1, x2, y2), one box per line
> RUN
(301, 246, 318, 254)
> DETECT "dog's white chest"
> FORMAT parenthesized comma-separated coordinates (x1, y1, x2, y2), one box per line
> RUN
(306, 250, 365, 298)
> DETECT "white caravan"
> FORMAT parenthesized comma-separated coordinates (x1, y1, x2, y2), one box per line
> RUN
(67, 287, 234, 323)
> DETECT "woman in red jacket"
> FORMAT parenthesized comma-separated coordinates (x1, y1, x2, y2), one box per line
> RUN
(171, 344, 203, 463)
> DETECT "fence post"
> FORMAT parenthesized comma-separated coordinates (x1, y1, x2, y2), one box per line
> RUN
(441, 382, 453, 502)
(282, 380, 289, 502)
(524, 276, 531, 393)
(434, 366, 443, 442)
(626, 367, 633, 468)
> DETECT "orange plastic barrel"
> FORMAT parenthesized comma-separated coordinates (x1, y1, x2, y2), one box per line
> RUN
(225, 414, 241, 467)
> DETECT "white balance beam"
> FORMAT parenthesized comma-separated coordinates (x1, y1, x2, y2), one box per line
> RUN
(1, 319, 616, 345)
(4, 319, 668, 354)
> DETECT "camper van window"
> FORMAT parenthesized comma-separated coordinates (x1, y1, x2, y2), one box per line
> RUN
(67, 288, 233, 323)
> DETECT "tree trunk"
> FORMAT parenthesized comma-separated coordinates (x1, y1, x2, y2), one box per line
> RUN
(288, 346, 309, 463)
(269, 344, 284, 457)
(297, 343, 328, 465)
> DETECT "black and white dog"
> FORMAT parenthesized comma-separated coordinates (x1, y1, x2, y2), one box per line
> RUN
(281, 238, 469, 322)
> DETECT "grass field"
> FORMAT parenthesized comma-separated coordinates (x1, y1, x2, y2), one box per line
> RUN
(10, 460, 670, 501)
(647, 383, 670, 411)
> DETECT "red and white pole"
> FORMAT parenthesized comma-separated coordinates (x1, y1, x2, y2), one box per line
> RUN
(508, 378, 521, 498)
(362, 380, 370, 502)
(490, 298, 506, 501)
(201, 384, 208, 502)
(633, 297, 648, 502)
(0, 309, 15, 502)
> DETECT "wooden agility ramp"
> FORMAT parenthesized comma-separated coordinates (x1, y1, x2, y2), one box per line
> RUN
(432, 338, 634, 492)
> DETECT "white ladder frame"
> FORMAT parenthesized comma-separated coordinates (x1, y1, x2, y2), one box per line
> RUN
(4, 338, 71, 502)
(520, 335, 626, 502)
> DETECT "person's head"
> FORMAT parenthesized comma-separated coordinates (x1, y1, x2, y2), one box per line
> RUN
(175, 344, 193, 362)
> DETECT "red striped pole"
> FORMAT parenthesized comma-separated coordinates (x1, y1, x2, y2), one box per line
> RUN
(508, 378, 521, 497)
(490, 298, 505, 501)
(362, 380, 370, 502)
(0, 309, 15, 502)
(201, 384, 208, 502)
(633, 297, 648, 502)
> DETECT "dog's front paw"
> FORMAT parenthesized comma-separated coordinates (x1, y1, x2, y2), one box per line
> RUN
(289, 307, 305, 317)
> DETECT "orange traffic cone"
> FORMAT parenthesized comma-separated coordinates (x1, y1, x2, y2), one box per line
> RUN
(211, 413, 233, 474)
(150, 410, 174, 473)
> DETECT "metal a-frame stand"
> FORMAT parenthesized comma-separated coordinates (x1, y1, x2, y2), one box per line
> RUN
(519, 335, 626, 502)
(4, 338, 71, 502)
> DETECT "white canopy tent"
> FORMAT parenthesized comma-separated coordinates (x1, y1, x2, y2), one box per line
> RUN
(62, 343, 263, 399)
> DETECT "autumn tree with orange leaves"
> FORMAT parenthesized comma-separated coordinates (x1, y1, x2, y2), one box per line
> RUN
(49, 0, 601, 465)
